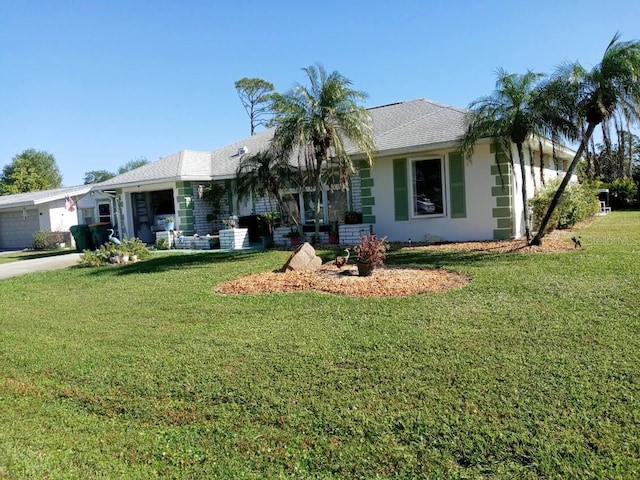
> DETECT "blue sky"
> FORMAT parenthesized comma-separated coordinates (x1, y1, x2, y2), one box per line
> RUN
(1, 0, 639, 187)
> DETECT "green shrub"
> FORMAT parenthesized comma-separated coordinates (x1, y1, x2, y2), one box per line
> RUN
(32, 230, 65, 250)
(531, 180, 599, 232)
(78, 249, 104, 267)
(120, 237, 150, 260)
(155, 237, 169, 250)
(608, 177, 638, 209)
(79, 237, 149, 267)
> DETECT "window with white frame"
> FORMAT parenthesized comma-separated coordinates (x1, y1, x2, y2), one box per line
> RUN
(411, 158, 445, 216)
(81, 208, 94, 225)
(97, 203, 112, 224)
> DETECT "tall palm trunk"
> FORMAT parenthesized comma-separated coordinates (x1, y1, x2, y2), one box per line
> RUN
(517, 143, 531, 241)
(530, 122, 597, 245)
(314, 159, 323, 239)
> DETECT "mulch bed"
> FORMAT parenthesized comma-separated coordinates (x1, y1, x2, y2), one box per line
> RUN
(214, 238, 576, 298)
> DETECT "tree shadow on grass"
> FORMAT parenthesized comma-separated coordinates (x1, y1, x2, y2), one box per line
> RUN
(386, 247, 521, 269)
(86, 250, 267, 277)
(3, 250, 78, 262)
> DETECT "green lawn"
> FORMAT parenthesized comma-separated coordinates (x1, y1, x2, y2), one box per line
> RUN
(1, 213, 639, 479)
(0, 249, 76, 265)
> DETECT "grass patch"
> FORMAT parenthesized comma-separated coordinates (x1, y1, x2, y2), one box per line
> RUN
(0, 249, 76, 265)
(1, 213, 639, 478)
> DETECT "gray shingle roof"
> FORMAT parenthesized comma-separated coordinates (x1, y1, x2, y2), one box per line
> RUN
(0, 185, 92, 209)
(368, 99, 466, 153)
(93, 98, 466, 189)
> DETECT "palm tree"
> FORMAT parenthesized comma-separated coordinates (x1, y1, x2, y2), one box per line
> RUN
(531, 33, 640, 245)
(271, 63, 375, 239)
(234, 149, 300, 226)
(461, 69, 551, 242)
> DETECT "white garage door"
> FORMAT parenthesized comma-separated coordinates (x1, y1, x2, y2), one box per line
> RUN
(0, 209, 41, 250)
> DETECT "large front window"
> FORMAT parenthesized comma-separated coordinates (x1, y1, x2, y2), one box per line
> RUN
(412, 158, 444, 216)
(303, 192, 325, 225)
(282, 193, 301, 225)
(327, 190, 348, 223)
(282, 189, 349, 225)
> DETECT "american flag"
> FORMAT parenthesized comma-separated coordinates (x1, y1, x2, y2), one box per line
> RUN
(64, 195, 76, 212)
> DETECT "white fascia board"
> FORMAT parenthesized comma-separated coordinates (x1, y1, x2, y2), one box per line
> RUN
(0, 200, 35, 209)
(366, 140, 464, 161)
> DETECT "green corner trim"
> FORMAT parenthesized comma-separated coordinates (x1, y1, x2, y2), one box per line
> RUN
(361, 197, 375, 206)
(497, 218, 512, 229)
(361, 187, 371, 197)
(359, 168, 371, 179)
(492, 207, 512, 218)
(495, 196, 512, 207)
(492, 185, 511, 197)
(360, 178, 374, 188)
(361, 206, 372, 215)
(495, 175, 511, 186)
(496, 153, 510, 164)
(490, 165, 512, 175)
(493, 229, 512, 240)
(362, 215, 376, 224)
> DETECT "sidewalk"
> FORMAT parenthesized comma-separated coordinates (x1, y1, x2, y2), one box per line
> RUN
(0, 253, 82, 280)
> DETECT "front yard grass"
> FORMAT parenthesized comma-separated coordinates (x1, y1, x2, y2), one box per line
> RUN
(0, 249, 76, 265)
(1, 212, 639, 478)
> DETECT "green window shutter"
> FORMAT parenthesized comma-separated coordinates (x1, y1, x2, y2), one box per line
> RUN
(393, 158, 409, 221)
(449, 152, 466, 218)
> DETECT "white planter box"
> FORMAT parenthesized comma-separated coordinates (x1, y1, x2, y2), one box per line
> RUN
(219, 228, 249, 249)
(338, 224, 373, 245)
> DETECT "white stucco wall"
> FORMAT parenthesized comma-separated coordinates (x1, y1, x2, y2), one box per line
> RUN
(369, 146, 496, 242)
(25, 198, 81, 233)
(511, 144, 576, 238)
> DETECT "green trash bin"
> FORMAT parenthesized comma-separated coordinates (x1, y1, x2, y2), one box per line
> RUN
(70, 224, 95, 252)
(88, 222, 111, 248)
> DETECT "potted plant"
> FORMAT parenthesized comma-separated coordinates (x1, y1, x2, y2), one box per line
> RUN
(344, 211, 363, 224)
(283, 227, 303, 246)
(354, 233, 388, 276)
(328, 222, 339, 244)
(223, 215, 237, 229)
(163, 217, 175, 231)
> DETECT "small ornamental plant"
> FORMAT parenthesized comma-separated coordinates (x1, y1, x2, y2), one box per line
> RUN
(354, 234, 388, 267)
(283, 228, 302, 239)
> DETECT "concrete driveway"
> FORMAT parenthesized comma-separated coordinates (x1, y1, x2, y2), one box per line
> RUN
(0, 252, 82, 280)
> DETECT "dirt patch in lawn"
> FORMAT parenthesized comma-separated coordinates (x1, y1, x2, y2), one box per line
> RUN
(409, 237, 577, 254)
(214, 237, 577, 298)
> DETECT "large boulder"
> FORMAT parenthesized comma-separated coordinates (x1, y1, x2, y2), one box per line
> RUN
(282, 242, 323, 272)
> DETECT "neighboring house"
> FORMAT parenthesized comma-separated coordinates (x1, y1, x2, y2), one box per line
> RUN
(0, 185, 92, 250)
(92, 98, 575, 245)
(1, 98, 572, 251)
